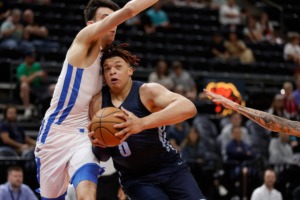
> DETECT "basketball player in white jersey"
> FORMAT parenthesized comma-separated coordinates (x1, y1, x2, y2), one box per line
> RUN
(34, 0, 158, 199)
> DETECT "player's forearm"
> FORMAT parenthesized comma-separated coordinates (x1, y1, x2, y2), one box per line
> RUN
(142, 99, 197, 130)
(235, 105, 300, 136)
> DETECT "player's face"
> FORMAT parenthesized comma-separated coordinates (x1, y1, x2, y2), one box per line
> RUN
(103, 56, 133, 90)
(94, 7, 117, 46)
(8, 171, 23, 188)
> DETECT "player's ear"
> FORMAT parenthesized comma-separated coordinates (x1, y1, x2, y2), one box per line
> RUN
(86, 20, 94, 25)
(128, 66, 134, 75)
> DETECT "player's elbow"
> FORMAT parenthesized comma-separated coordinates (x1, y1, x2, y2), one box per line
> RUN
(185, 101, 197, 118)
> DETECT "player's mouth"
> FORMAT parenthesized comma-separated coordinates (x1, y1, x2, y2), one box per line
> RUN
(111, 78, 118, 84)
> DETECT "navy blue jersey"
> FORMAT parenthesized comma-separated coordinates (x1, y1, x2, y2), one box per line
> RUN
(101, 81, 185, 180)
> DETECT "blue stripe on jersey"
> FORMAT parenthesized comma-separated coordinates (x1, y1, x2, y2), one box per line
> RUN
(40, 64, 73, 143)
(37, 119, 45, 141)
(55, 68, 83, 124)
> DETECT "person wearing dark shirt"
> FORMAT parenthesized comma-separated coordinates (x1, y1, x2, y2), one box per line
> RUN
(90, 44, 205, 200)
(210, 32, 229, 61)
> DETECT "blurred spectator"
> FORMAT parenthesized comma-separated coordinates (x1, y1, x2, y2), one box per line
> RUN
(125, 14, 156, 34)
(219, 0, 241, 30)
(146, 2, 171, 31)
(22, 9, 59, 52)
(0, 0, 10, 24)
(225, 125, 256, 198)
(243, 16, 264, 43)
(293, 76, 300, 113)
(210, 0, 227, 9)
(0, 8, 33, 51)
(269, 133, 294, 165)
(19, 0, 52, 5)
(283, 32, 300, 65)
(0, 166, 38, 200)
(224, 31, 255, 64)
(170, 60, 197, 101)
(148, 59, 174, 90)
(0, 105, 36, 157)
(210, 32, 230, 61)
(250, 169, 283, 200)
(218, 112, 251, 158)
(16, 49, 55, 119)
(181, 126, 209, 189)
(267, 94, 287, 118)
(226, 126, 255, 163)
(260, 12, 275, 43)
(282, 81, 298, 120)
(167, 121, 190, 151)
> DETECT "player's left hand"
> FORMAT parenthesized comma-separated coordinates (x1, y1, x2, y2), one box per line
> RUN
(88, 131, 107, 148)
(114, 107, 144, 143)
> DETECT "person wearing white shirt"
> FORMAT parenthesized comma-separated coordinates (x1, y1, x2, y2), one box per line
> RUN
(219, 0, 241, 26)
(250, 169, 282, 200)
(284, 33, 300, 65)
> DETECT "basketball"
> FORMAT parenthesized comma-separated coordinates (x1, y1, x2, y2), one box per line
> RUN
(90, 107, 126, 147)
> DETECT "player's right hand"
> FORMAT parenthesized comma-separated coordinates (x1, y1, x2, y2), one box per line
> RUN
(88, 131, 107, 148)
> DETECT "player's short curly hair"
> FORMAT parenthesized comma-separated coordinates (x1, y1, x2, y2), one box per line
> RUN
(101, 43, 140, 67)
(84, 0, 120, 22)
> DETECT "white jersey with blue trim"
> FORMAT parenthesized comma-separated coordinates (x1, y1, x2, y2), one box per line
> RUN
(43, 53, 103, 129)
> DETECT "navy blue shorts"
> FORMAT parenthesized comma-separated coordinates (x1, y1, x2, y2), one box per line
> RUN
(122, 165, 206, 200)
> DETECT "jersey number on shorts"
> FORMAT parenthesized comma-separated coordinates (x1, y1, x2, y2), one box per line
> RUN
(118, 142, 131, 157)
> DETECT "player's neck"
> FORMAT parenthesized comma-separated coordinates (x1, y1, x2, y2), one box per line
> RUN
(111, 79, 132, 101)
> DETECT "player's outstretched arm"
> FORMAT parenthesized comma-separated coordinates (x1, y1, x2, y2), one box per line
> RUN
(204, 89, 300, 137)
(78, 0, 158, 44)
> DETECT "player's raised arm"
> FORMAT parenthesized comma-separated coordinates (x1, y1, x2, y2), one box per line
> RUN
(204, 89, 300, 137)
(78, 0, 158, 44)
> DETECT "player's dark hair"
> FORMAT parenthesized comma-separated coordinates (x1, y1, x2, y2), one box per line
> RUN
(84, 0, 120, 22)
(101, 43, 140, 67)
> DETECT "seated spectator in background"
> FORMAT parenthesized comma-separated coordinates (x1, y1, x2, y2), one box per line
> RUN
(218, 112, 251, 158)
(0, 0, 10, 24)
(269, 133, 294, 165)
(226, 126, 255, 163)
(167, 121, 190, 151)
(146, 2, 171, 31)
(267, 94, 287, 118)
(19, 0, 51, 5)
(284, 32, 300, 65)
(293, 76, 300, 113)
(210, 0, 227, 9)
(170, 60, 197, 101)
(0, 166, 38, 200)
(125, 13, 156, 34)
(0, 8, 33, 51)
(225, 31, 255, 64)
(243, 16, 264, 43)
(260, 12, 275, 43)
(181, 127, 208, 189)
(22, 9, 59, 52)
(219, 0, 241, 30)
(148, 59, 174, 90)
(210, 32, 230, 61)
(250, 169, 283, 200)
(282, 81, 298, 120)
(17, 49, 55, 119)
(0, 105, 36, 157)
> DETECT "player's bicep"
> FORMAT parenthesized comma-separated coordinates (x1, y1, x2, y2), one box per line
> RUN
(140, 83, 180, 112)
(89, 92, 103, 120)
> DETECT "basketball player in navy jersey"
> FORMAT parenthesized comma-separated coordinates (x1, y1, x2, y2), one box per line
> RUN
(204, 89, 300, 136)
(34, 0, 158, 199)
(89, 44, 206, 200)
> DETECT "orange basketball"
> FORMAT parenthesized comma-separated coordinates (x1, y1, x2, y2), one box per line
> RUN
(90, 107, 126, 147)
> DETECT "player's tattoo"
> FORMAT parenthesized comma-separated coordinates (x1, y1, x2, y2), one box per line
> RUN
(236, 105, 300, 136)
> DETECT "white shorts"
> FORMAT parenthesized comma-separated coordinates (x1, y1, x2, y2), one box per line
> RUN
(35, 124, 100, 199)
